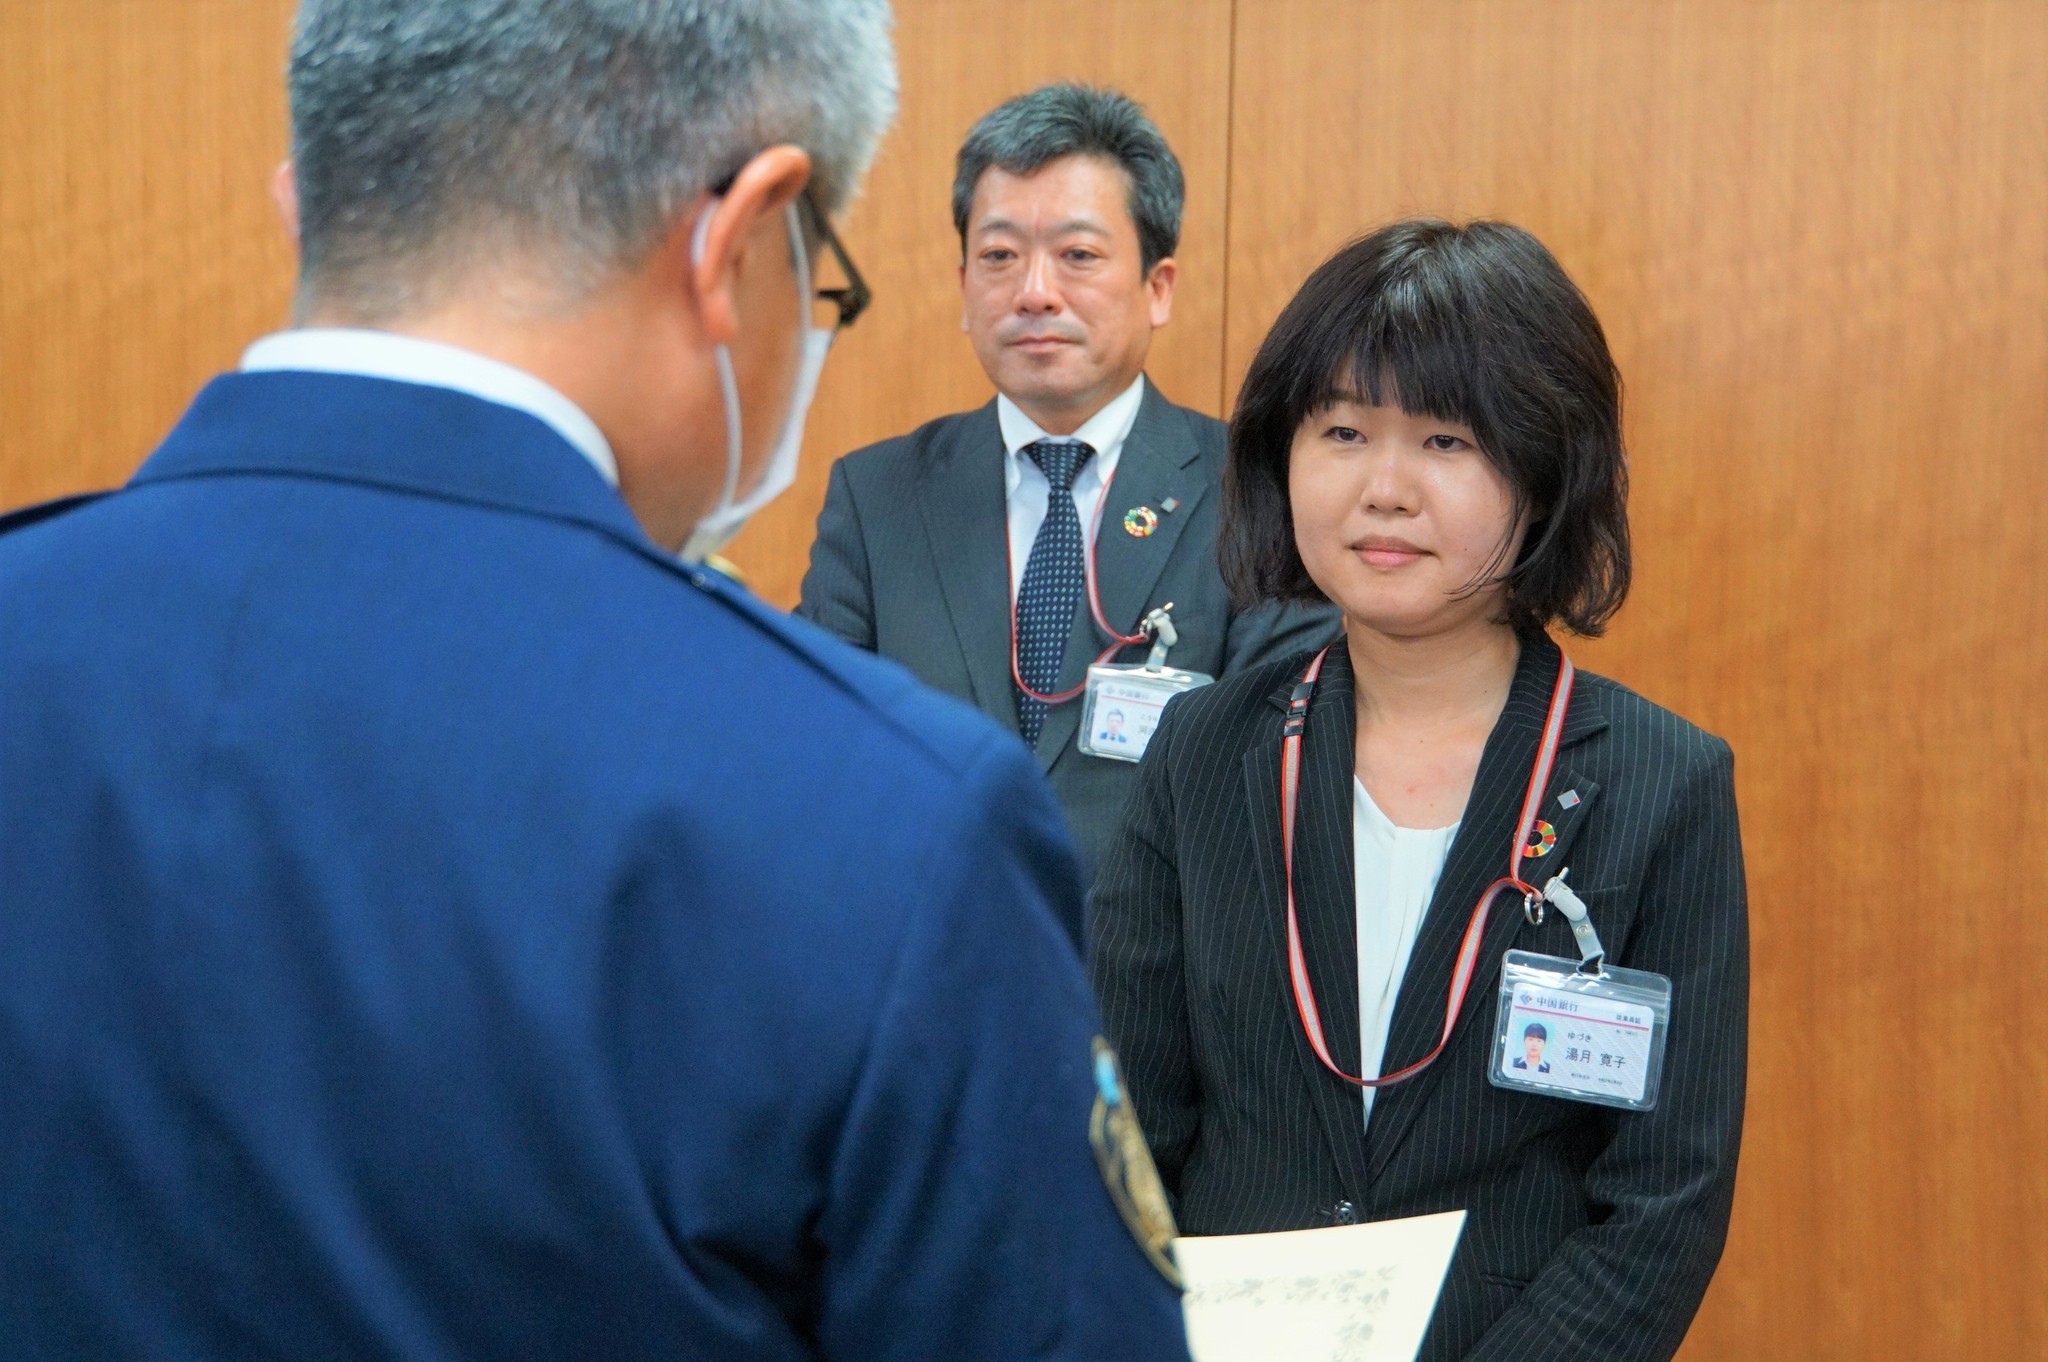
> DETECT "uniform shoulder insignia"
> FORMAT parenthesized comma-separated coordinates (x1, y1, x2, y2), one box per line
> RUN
(1089, 1036, 1182, 1288)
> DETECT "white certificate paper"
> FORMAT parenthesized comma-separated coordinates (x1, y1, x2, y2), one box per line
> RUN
(1174, 1209, 1466, 1362)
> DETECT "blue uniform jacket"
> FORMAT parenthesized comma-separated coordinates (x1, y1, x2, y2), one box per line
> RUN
(0, 372, 1192, 1361)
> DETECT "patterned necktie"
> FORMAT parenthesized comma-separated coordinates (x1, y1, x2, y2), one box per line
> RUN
(1014, 438, 1096, 747)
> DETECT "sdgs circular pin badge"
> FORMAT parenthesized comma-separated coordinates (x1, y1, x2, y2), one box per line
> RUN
(1122, 506, 1160, 538)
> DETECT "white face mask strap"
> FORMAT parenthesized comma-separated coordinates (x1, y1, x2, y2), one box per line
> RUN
(709, 347, 743, 511)
(690, 201, 747, 515)
(788, 201, 812, 331)
(679, 194, 831, 564)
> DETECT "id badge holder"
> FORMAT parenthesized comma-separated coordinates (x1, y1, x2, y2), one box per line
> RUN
(1078, 606, 1213, 763)
(1488, 873, 1672, 1112)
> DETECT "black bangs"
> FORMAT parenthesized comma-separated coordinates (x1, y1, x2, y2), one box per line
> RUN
(1294, 230, 1504, 453)
(1220, 218, 1632, 636)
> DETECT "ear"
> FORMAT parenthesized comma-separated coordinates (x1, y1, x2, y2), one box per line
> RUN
(270, 160, 300, 243)
(958, 260, 969, 332)
(1145, 255, 1178, 329)
(685, 145, 813, 346)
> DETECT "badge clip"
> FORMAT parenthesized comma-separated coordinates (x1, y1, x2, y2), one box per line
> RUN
(1138, 603, 1179, 672)
(1079, 604, 1214, 763)
(1541, 868, 1607, 974)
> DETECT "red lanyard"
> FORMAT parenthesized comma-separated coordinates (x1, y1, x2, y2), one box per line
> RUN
(1282, 645, 1576, 1089)
(1006, 457, 1150, 705)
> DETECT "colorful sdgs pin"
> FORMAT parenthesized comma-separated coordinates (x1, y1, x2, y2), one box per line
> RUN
(1524, 819, 1558, 858)
(1123, 506, 1160, 538)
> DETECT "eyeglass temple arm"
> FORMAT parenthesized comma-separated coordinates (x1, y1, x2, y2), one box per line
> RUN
(804, 188, 870, 329)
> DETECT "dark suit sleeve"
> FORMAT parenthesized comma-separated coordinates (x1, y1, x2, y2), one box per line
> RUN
(1466, 739, 1749, 1362)
(1221, 599, 1342, 676)
(1087, 696, 1201, 1197)
(795, 457, 876, 650)
(815, 733, 1191, 1362)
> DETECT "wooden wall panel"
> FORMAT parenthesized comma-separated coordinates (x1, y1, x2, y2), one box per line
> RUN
(1224, 2, 2048, 1357)
(722, 0, 1236, 606)
(0, 0, 297, 508)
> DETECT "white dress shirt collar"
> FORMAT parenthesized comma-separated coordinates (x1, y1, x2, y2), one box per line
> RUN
(994, 375, 1148, 599)
(240, 328, 619, 486)
(995, 373, 1146, 467)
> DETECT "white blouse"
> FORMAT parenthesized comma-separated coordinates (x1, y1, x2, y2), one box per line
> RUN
(1353, 778, 1459, 1124)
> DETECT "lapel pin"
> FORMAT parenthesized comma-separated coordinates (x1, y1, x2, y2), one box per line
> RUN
(1524, 820, 1558, 858)
(1558, 789, 1580, 809)
(1159, 496, 1181, 514)
(1123, 506, 1160, 538)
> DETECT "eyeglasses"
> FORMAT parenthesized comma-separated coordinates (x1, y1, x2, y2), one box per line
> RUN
(800, 187, 871, 333)
(704, 172, 872, 334)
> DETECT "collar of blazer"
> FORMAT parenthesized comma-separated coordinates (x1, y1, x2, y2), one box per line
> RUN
(131, 371, 658, 558)
(1244, 633, 1610, 1198)
(918, 379, 1211, 772)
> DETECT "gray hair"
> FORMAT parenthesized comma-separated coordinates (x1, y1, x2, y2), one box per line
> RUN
(952, 84, 1183, 272)
(288, 0, 897, 319)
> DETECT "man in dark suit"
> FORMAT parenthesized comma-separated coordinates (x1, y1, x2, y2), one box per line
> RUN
(0, 5, 1191, 1359)
(799, 84, 1337, 881)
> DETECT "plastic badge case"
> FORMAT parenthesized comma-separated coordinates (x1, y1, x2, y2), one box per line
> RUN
(1489, 950, 1672, 1112)
(1077, 663, 1212, 763)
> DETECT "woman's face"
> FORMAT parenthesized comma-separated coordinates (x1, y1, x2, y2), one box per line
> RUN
(1289, 398, 1526, 640)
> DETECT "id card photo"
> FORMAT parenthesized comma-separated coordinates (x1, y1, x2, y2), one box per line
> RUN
(1078, 665, 1213, 764)
(1086, 681, 1164, 756)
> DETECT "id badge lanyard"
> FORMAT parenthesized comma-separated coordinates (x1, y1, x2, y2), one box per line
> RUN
(1005, 462, 1155, 707)
(1280, 644, 1576, 1090)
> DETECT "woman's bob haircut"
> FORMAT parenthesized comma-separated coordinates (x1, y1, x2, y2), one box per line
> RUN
(1221, 218, 1631, 637)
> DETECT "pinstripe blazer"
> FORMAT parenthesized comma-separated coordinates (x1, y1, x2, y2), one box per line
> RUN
(1090, 634, 1748, 1361)
(797, 382, 1338, 884)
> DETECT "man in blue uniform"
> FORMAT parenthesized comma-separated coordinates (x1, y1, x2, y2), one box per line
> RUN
(0, 3, 1191, 1358)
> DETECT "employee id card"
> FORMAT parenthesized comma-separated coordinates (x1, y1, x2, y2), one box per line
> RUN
(1489, 950, 1672, 1112)
(1078, 663, 1212, 763)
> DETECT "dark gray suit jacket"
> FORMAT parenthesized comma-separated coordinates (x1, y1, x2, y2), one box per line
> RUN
(797, 381, 1339, 880)
(1091, 635, 1749, 1361)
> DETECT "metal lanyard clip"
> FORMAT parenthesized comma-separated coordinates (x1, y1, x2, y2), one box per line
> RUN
(1541, 868, 1607, 974)
(1138, 604, 1179, 672)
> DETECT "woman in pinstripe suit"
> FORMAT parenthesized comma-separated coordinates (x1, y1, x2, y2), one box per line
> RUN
(1090, 220, 1748, 1361)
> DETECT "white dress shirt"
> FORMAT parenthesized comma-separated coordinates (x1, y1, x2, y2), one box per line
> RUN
(240, 328, 619, 487)
(996, 375, 1146, 599)
(1353, 778, 1460, 1124)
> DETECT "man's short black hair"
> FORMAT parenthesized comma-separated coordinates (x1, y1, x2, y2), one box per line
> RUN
(1220, 219, 1631, 636)
(952, 83, 1184, 272)
(1524, 1022, 1549, 1042)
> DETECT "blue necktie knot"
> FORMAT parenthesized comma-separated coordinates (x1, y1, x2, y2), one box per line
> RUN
(1025, 439, 1094, 494)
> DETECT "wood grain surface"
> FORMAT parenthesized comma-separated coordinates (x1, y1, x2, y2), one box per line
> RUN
(0, 0, 297, 507)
